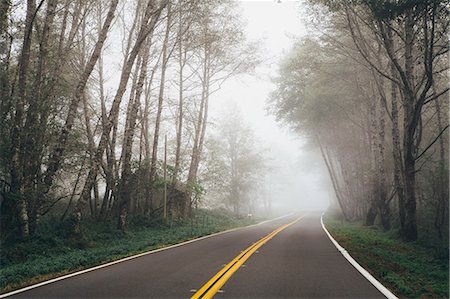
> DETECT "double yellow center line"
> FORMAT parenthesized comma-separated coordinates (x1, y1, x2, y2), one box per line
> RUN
(191, 216, 303, 299)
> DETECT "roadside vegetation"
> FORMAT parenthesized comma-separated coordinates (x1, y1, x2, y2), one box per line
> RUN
(271, 2, 449, 297)
(1, 1, 268, 294)
(269, 0, 448, 242)
(324, 211, 449, 299)
(1, 0, 263, 242)
(0, 209, 260, 293)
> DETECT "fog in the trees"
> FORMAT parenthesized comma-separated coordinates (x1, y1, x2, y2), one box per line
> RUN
(1, 0, 447, 243)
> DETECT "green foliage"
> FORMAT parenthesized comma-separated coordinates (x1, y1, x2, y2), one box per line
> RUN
(0, 209, 261, 293)
(324, 213, 449, 298)
(203, 105, 267, 214)
(190, 181, 206, 200)
(268, 38, 362, 136)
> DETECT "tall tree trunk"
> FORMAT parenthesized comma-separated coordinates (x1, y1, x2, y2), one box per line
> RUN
(377, 90, 389, 230)
(317, 135, 350, 220)
(173, 13, 185, 184)
(372, 66, 390, 230)
(0, 0, 12, 123)
(22, 0, 57, 199)
(142, 68, 156, 214)
(147, 1, 172, 215)
(75, 0, 167, 233)
(117, 37, 152, 231)
(402, 8, 418, 241)
(389, 60, 405, 233)
(10, 0, 38, 238)
(365, 93, 379, 226)
(186, 44, 210, 216)
(43, 0, 119, 193)
(432, 86, 448, 239)
(26, 0, 58, 234)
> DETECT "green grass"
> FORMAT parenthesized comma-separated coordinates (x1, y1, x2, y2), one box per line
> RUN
(324, 213, 449, 299)
(0, 209, 260, 294)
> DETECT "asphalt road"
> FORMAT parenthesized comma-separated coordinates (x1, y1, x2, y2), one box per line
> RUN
(8, 212, 385, 299)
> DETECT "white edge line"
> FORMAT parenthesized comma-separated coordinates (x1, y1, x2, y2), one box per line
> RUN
(320, 212, 398, 299)
(0, 212, 295, 298)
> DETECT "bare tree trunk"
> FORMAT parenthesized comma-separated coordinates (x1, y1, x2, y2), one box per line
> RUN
(365, 94, 378, 226)
(432, 86, 448, 239)
(0, 0, 12, 123)
(22, 0, 58, 234)
(371, 62, 390, 230)
(148, 1, 172, 215)
(10, 0, 38, 238)
(196, 75, 210, 177)
(56, 0, 70, 55)
(95, 4, 114, 221)
(317, 135, 350, 220)
(75, 0, 167, 233)
(142, 69, 156, 214)
(117, 36, 152, 231)
(377, 89, 389, 230)
(173, 12, 185, 184)
(389, 59, 405, 232)
(43, 0, 119, 193)
(402, 8, 418, 241)
(64, 1, 85, 52)
(186, 44, 210, 216)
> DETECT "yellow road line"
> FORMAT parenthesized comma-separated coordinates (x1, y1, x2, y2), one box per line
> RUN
(191, 216, 303, 299)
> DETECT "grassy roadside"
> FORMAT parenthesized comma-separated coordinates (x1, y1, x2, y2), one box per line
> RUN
(323, 212, 449, 298)
(0, 209, 261, 294)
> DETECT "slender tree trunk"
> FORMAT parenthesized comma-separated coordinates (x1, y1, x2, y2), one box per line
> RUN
(402, 8, 418, 241)
(142, 69, 156, 214)
(365, 94, 379, 226)
(186, 45, 210, 216)
(148, 1, 172, 215)
(43, 0, 119, 193)
(75, 0, 167, 233)
(317, 136, 350, 220)
(117, 37, 152, 231)
(56, 0, 69, 55)
(389, 60, 405, 233)
(376, 76, 389, 230)
(65, 1, 85, 52)
(10, 0, 38, 238)
(196, 71, 210, 177)
(432, 86, 448, 239)
(22, 2, 57, 218)
(173, 15, 185, 184)
(24, 0, 58, 232)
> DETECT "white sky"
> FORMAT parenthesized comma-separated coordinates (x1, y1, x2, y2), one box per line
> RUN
(99, 0, 331, 212)
(212, 0, 306, 152)
(210, 1, 331, 212)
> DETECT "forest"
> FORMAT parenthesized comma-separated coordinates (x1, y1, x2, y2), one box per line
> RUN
(3, 0, 447, 244)
(0, 0, 265, 240)
(0, 0, 448, 297)
(269, 0, 448, 242)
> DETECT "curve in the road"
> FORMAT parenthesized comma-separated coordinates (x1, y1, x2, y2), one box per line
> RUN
(3, 212, 392, 298)
(320, 214, 398, 299)
(192, 215, 304, 299)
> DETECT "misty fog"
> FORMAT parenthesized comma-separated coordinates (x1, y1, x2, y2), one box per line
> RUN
(210, 1, 331, 214)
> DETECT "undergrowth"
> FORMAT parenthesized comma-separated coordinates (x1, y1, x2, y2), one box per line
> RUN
(0, 209, 259, 293)
(324, 212, 449, 299)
